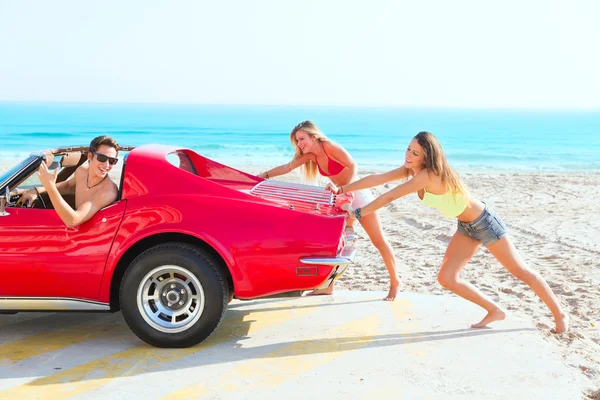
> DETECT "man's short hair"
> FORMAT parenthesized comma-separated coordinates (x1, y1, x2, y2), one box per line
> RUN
(89, 135, 119, 155)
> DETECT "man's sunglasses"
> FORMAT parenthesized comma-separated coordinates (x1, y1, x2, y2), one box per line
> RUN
(92, 151, 119, 165)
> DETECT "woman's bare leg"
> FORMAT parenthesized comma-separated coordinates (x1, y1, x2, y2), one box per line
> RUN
(308, 212, 399, 299)
(344, 217, 357, 236)
(307, 284, 335, 296)
(486, 236, 569, 333)
(438, 233, 507, 328)
(358, 212, 400, 301)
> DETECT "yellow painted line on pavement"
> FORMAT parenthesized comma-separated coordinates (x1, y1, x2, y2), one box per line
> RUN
(0, 304, 319, 400)
(0, 320, 123, 365)
(345, 298, 425, 400)
(160, 385, 209, 400)
(390, 298, 415, 320)
(390, 298, 427, 358)
(237, 305, 317, 336)
(162, 315, 381, 399)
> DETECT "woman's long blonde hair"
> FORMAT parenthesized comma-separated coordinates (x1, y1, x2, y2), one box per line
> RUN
(289, 120, 331, 182)
(415, 131, 470, 201)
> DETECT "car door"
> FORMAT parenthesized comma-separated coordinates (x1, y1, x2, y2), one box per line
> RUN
(0, 200, 126, 300)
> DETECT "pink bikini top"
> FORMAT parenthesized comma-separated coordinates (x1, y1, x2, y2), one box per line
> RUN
(317, 144, 346, 177)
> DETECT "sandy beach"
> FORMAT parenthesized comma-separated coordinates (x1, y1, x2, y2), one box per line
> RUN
(252, 167, 600, 398)
(2, 159, 599, 397)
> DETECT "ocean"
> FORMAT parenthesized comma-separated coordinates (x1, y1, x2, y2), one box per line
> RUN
(1, 102, 599, 172)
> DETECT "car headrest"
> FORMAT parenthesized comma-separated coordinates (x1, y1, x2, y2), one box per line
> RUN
(61, 152, 85, 167)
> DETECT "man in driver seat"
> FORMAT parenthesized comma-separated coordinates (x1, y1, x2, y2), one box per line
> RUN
(16, 135, 119, 228)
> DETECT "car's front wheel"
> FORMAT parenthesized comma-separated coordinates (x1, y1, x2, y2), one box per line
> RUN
(120, 243, 228, 348)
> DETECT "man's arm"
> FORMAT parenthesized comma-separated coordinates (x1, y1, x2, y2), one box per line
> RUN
(54, 190, 116, 228)
(15, 174, 75, 206)
(38, 163, 116, 227)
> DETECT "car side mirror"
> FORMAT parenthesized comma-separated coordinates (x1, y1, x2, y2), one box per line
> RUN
(0, 187, 10, 216)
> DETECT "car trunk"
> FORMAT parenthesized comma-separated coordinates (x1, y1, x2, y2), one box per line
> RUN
(247, 180, 356, 292)
(184, 151, 347, 218)
(247, 180, 346, 217)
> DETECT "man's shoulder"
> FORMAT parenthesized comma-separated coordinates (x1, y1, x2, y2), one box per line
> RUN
(67, 165, 87, 189)
(74, 164, 88, 179)
(108, 179, 118, 193)
(75, 163, 89, 172)
(100, 179, 119, 201)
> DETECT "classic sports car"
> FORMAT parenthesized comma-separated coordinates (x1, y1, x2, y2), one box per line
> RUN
(0, 144, 356, 348)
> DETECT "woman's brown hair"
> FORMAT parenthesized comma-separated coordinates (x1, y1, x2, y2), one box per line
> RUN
(414, 131, 469, 202)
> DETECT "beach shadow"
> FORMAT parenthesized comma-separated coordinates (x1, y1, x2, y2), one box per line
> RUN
(0, 312, 119, 337)
(15, 321, 535, 387)
(228, 297, 383, 312)
(0, 297, 383, 350)
(223, 326, 534, 360)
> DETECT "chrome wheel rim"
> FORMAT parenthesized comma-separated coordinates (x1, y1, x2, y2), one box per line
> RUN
(137, 265, 205, 333)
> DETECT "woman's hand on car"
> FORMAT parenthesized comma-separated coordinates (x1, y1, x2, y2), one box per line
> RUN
(325, 182, 341, 195)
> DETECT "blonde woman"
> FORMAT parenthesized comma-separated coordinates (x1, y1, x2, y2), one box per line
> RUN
(259, 121, 401, 301)
(328, 131, 568, 333)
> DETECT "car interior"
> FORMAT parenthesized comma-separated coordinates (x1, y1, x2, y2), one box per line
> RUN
(7, 148, 129, 210)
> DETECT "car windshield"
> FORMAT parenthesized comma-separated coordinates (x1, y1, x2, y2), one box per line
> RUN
(0, 155, 39, 192)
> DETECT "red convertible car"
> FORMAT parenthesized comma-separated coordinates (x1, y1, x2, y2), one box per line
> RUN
(0, 145, 356, 348)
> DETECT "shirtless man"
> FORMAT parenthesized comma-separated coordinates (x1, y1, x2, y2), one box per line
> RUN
(16, 135, 119, 228)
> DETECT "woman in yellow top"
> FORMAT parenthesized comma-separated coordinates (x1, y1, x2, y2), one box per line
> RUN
(327, 131, 568, 333)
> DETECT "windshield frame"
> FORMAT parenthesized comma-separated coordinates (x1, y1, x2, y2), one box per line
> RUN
(0, 154, 43, 194)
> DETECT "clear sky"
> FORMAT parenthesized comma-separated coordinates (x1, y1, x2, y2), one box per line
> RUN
(0, 0, 598, 108)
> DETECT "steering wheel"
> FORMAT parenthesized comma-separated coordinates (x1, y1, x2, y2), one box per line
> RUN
(33, 187, 47, 209)
(11, 188, 47, 209)
(9, 192, 28, 208)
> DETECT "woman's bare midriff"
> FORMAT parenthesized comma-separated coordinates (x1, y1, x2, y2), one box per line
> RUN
(457, 199, 486, 223)
(328, 168, 355, 187)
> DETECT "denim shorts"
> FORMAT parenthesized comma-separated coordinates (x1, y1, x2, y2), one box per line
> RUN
(456, 205, 508, 247)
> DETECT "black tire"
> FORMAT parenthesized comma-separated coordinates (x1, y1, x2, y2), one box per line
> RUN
(119, 242, 229, 348)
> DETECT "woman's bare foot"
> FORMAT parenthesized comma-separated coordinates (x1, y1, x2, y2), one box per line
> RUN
(383, 280, 402, 301)
(307, 286, 334, 296)
(551, 313, 569, 334)
(471, 308, 506, 328)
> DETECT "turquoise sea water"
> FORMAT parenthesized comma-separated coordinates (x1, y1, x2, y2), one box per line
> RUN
(1, 102, 599, 172)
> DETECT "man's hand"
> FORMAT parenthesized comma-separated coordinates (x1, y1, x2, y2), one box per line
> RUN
(38, 162, 58, 191)
(325, 182, 341, 195)
(16, 189, 37, 207)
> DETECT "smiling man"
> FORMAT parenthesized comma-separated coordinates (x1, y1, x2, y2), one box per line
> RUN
(16, 135, 120, 228)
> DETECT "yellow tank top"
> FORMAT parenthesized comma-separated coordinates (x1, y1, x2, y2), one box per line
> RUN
(421, 190, 468, 218)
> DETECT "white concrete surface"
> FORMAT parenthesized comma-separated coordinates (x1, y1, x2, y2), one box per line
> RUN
(0, 291, 580, 399)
